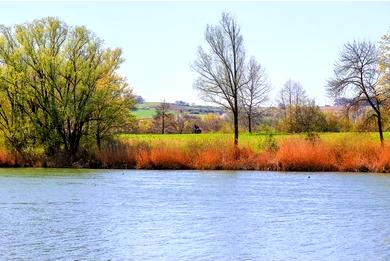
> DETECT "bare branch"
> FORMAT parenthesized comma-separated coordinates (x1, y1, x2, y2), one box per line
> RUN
(327, 40, 387, 144)
(192, 12, 246, 144)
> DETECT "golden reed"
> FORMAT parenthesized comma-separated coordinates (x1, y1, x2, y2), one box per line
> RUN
(1, 138, 389, 172)
(95, 138, 390, 173)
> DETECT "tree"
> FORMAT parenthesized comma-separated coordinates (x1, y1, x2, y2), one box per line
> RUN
(239, 57, 270, 133)
(192, 12, 246, 145)
(0, 17, 133, 163)
(91, 83, 135, 151)
(134, 95, 145, 104)
(278, 98, 327, 133)
(201, 113, 224, 132)
(277, 79, 308, 132)
(379, 28, 390, 92)
(327, 41, 388, 145)
(278, 79, 307, 112)
(154, 100, 171, 134)
(292, 100, 327, 132)
(170, 110, 191, 134)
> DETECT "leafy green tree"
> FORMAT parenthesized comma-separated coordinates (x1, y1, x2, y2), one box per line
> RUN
(279, 100, 327, 133)
(90, 76, 135, 150)
(0, 17, 134, 163)
(277, 80, 326, 133)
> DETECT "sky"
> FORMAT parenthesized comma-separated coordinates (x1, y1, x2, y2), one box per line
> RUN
(0, 1, 389, 106)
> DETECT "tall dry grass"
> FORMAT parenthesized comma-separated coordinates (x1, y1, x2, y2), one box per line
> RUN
(95, 137, 390, 173)
(1, 135, 389, 172)
(278, 138, 390, 172)
(0, 149, 15, 167)
(94, 140, 148, 168)
(275, 138, 337, 171)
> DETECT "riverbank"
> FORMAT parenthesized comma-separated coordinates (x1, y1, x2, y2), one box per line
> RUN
(1, 133, 389, 173)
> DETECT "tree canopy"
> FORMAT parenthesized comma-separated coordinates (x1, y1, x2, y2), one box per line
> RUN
(0, 17, 134, 164)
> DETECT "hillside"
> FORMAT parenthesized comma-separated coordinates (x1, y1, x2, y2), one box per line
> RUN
(132, 101, 225, 119)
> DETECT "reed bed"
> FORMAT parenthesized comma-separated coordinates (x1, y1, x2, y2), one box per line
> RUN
(95, 137, 390, 173)
(0, 149, 15, 167)
(1, 135, 390, 172)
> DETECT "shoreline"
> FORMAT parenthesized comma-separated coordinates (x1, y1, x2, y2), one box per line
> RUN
(0, 166, 388, 174)
(1, 135, 390, 173)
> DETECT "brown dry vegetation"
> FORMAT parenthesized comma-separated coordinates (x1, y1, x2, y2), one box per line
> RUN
(1, 136, 390, 173)
(94, 137, 390, 173)
(0, 149, 15, 167)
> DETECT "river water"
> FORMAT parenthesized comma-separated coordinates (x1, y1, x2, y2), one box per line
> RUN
(0, 169, 389, 261)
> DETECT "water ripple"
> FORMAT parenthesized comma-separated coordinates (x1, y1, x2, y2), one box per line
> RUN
(0, 170, 389, 260)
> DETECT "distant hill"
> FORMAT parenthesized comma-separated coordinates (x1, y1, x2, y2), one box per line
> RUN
(319, 105, 344, 114)
(132, 101, 225, 119)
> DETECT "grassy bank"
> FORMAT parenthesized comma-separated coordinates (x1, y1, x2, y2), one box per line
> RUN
(1, 132, 390, 173)
(119, 132, 390, 151)
(97, 132, 390, 172)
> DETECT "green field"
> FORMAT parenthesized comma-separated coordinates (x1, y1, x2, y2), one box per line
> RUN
(132, 109, 157, 119)
(136, 102, 162, 108)
(119, 132, 390, 150)
(132, 102, 160, 119)
(2, 131, 388, 152)
(132, 102, 225, 119)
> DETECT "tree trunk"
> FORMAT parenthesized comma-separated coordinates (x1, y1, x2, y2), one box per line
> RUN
(96, 123, 101, 151)
(68, 132, 81, 165)
(233, 99, 239, 146)
(377, 113, 384, 146)
(162, 114, 165, 134)
(234, 116, 238, 146)
(248, 114, 252, 134)
(14, 150, 18, 166)
(96, 133, 101, 151)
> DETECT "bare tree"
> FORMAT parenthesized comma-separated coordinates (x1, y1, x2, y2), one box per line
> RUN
(277, 79, 307, 131)
(239, 57, 270, 133)
(192, 12, 246, 145)
(154, 100, 171, 134)
(278, 79, 307, 111)
(171, 110, 190, 134)
(327, 40, 388, 145)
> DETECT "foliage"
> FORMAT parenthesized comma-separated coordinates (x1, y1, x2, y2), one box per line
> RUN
(0, 17, 134, 163)
(200, 113, 224, 132)
(2, 132, 390, 171)
(278, 100, 328, 133)
(71, 134, 390, 172)
(259, 132, 278, 152)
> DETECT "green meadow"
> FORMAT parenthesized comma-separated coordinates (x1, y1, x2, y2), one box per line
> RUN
(118, 132, 390, 151)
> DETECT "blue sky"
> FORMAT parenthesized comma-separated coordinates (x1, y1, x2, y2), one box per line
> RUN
(1, 1, 389, 105)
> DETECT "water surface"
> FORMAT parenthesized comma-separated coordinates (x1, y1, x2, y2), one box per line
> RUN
(1, 169, 389, 260)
